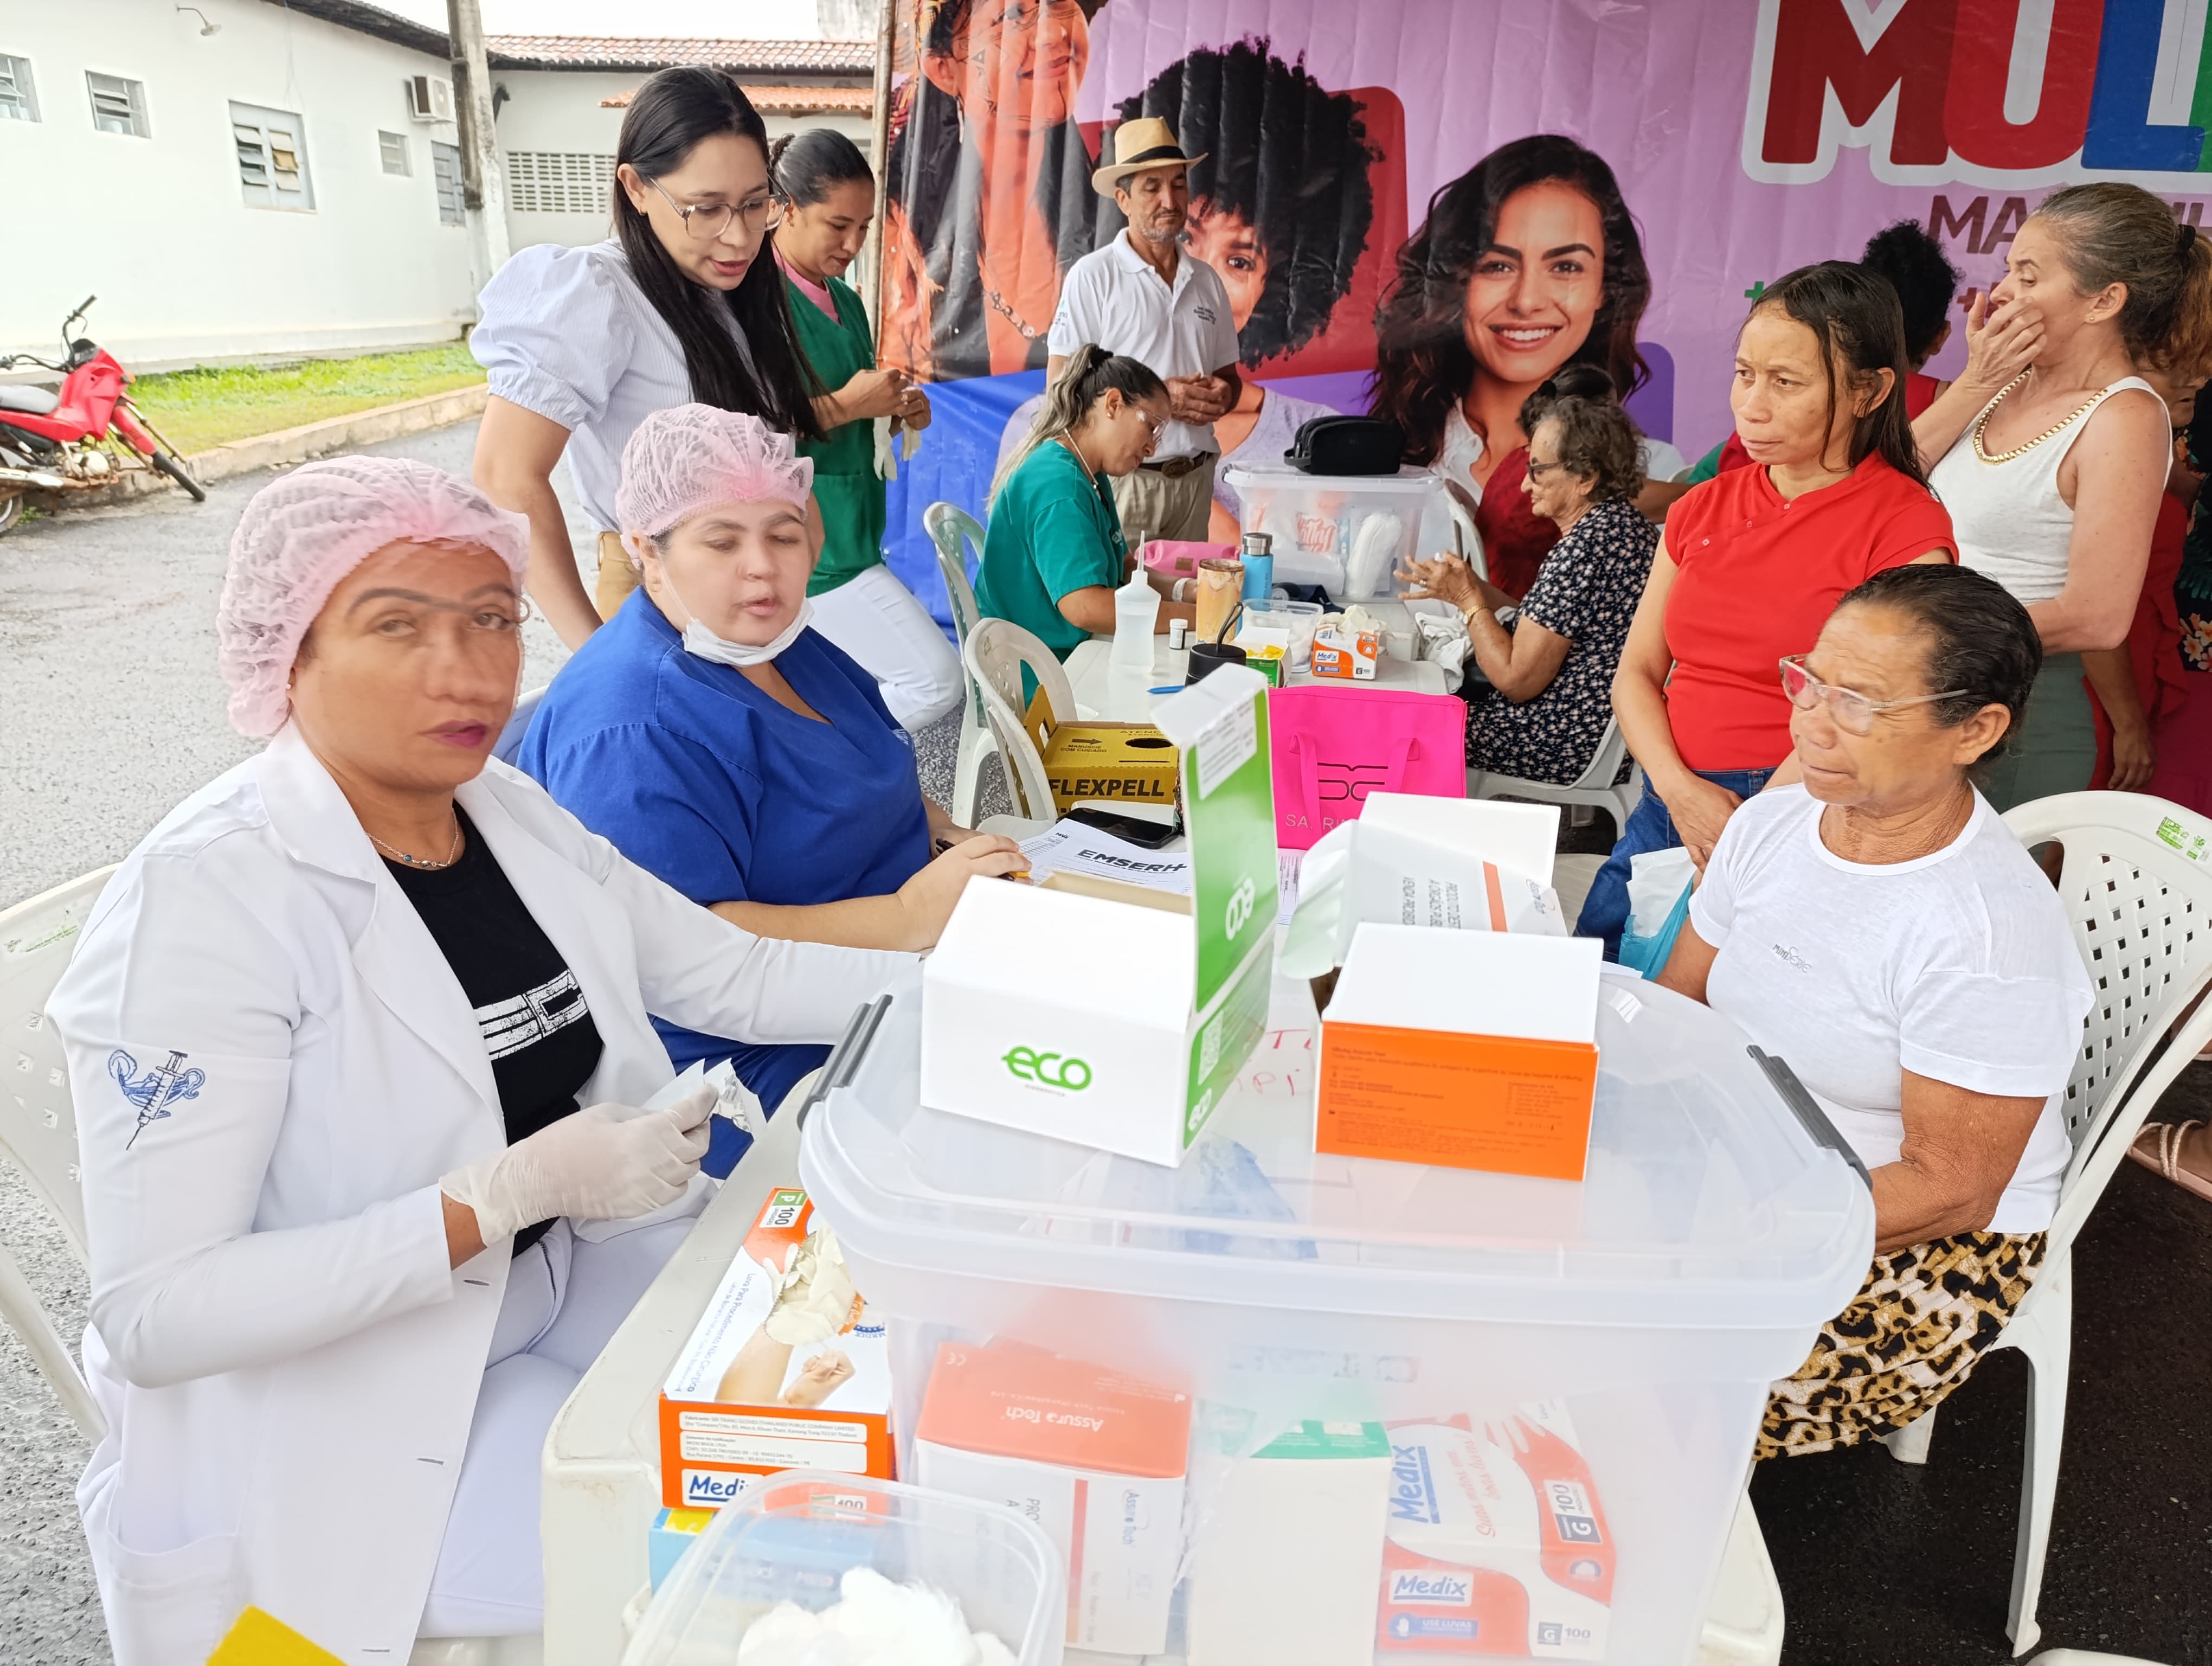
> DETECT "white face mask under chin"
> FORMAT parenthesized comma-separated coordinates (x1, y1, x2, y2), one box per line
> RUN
(663, 568, 812, 669)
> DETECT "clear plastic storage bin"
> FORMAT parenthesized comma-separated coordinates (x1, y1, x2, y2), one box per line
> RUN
(622, 1471, 1066, 1665)
(799, 967, 1874, 1664)
(1221, 463, 1444, 600)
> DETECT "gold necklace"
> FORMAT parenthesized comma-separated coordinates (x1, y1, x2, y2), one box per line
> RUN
(371, 814, 463, 870)
(1971, 369, 2110, 464)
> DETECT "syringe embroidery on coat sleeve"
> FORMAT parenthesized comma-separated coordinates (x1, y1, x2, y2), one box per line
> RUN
(109, 1048, 205, 1148)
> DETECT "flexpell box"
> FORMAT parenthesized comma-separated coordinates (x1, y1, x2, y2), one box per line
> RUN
(923, 668, 1278, 1166)
(1317, 922, 1602, 1181)
(656, 1188, 893, 1510)
(912, 1343, 1192, 1656)
(1022, 686, 1180, 815)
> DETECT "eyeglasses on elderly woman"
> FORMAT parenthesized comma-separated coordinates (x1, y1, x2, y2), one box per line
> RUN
(1778, 654, 1970, 736)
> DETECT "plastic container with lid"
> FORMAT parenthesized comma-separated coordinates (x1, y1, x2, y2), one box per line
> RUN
(1221, 463, 1444, 600)
(800, 965, 1874, 1664)
(622, 1470, 1066, 1665)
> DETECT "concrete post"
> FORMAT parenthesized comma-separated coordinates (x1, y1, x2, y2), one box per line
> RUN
(447, 0, 511, 280)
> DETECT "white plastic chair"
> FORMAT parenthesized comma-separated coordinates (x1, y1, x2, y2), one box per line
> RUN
(1692, 1490, 1784, 1665)
(960, 617, 1077, 829)
(0, 866, 113, 1441)
(923, 502, 999, 827)
(1468, 713, 1645, 836)
(1877, 792, 2212, 1658)
(493, 685, 546, 766)
(0, 868, 545, 1663)
(1442, 484, 1490, 584)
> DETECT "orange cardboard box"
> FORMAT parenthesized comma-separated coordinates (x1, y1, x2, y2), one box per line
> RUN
(1316, 923, 1603, 1181)
(657, 1188, 894, 1511)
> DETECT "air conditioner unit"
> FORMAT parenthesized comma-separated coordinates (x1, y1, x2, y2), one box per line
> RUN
(404, 74, 455, 123)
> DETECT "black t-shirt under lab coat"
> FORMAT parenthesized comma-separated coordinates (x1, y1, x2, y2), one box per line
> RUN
(386, 808, 604, 1251)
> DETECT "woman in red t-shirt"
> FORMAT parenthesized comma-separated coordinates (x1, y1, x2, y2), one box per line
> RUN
(1578, 262, 1956, 954)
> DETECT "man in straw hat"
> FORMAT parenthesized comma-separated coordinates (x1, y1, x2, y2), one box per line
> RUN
(1045, 116, 1243, 548)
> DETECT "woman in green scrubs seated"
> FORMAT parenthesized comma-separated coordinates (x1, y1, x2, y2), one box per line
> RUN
(770, 129, 963, 731)
(979, 344, 1194, 658)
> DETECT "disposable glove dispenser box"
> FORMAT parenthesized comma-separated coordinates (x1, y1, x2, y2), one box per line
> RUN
(657, 1187, 893, 1510)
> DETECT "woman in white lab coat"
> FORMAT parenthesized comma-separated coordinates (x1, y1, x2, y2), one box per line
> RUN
(46, 456, 910, 1665)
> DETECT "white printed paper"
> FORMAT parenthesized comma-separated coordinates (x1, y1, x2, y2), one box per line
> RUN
(1020, 819, 1192, 894)
(1193, 696, 1258, 799)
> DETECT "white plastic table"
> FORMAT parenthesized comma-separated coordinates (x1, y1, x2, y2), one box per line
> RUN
(539, 1104, 805, 1665)
(1066, 624, 1451, 724)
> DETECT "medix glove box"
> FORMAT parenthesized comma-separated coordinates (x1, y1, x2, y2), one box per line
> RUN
(911, 1342, 1191, 1656)
(1380, 1401, 1615, 1658)
(657, 1187, 893, 1510)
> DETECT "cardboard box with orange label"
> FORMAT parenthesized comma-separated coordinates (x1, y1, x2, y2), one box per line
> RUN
(1021, 687, 1180, 815)
(1310, 618, 1380, 681)
(911, 1342, 1192, 1656)
(657, 1188, 894, 1511)
(1317, 922, 1602, 1181)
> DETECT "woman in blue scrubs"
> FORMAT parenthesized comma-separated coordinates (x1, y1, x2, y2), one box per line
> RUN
(519, 404, 1025, 1115)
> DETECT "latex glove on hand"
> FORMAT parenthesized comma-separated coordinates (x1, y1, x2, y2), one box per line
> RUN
(440, 1087, 715, 1245)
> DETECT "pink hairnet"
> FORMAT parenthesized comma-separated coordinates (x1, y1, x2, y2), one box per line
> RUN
(217, 454, 532, 738)
(614, 403, 815, 537)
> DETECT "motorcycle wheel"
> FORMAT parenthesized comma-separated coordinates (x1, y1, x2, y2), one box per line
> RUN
(0, 492, 21, 535)
(149, 447, 207, 503)
(125, 408, 208, 503)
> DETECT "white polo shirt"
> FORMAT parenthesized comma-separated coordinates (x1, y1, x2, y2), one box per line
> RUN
(1047, 231, 1242, 460)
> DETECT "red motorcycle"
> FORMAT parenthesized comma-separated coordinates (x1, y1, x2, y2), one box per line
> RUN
(0, 296, 203, 534)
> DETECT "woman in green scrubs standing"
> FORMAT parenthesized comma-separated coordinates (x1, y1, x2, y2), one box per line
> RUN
(770, 129, 963, 730)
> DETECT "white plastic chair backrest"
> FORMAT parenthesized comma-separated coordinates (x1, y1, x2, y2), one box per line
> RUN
(924, 503, 991, 732)
(0, 866, 115, 1261)
(1571, 714, 1630, 792)
(2003, 792, 2212, 1251)
(923, 502, 986, 652)
(961, 618, 1073, 824)
(1442, 482, 1488, 584)
(493, 684, 546, 766)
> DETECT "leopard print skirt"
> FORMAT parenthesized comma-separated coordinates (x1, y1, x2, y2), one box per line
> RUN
(1758, 1229, 2045, 1460)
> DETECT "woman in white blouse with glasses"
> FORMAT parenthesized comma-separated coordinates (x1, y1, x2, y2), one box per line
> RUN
(472, 66, 837, 645)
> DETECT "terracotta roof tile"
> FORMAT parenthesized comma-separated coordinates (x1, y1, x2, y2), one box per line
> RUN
(598, 84, 872, 113)
(485, 36, 875, 74)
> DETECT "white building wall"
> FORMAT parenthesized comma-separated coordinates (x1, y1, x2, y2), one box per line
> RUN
(492, 69, 875, 258)
(0, 0, 480, 368)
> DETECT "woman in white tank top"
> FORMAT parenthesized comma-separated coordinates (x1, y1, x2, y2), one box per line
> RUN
(1916, 183, 2210, 810)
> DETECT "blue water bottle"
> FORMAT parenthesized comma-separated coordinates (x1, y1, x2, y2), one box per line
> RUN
(1239, 531, 1274, 601)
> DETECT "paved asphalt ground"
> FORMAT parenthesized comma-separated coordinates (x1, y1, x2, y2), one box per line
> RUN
(2, 419, 2207, 1663)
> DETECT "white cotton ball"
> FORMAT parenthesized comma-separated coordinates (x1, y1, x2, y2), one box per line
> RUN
(820, 1566, 980, 1666)
(735, 1601, 848, 1666)
(970, 1630, 1019, 1666)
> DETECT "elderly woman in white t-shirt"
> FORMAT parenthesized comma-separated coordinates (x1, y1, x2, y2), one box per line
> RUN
(1657, 562, 2091, 1459)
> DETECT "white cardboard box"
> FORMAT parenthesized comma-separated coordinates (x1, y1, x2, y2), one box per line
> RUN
(920, 669, 1279, 1167)
(1187, 1420, 1392, 1665)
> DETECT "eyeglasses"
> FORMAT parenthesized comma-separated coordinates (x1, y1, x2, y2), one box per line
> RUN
(1128, 407, 1166, 452)
(1525, 456, 1562, 478)
(1778, 655, 1970, 736)
(646, 175, 783, 241)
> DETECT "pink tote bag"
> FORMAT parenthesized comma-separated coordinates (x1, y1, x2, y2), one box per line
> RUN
(1269, 684, 1468, 850)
